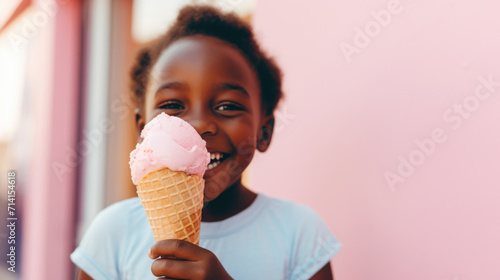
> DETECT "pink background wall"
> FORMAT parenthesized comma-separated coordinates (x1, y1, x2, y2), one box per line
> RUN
(20, 0, 81, 279)
(251, 0, 500, 279)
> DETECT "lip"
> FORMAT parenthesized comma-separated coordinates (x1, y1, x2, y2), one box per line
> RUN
(206, 147, 230, 154)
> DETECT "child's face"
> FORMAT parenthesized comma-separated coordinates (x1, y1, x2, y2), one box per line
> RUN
(137, 35, 272, 202)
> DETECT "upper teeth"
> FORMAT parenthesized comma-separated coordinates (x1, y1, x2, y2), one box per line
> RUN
(210, 153, 222, 160)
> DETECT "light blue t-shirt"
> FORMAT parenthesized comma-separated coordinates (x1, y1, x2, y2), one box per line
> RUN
(71, 193, 342, 280)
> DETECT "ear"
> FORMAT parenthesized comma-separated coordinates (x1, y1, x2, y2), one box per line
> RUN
(135, 108, 145, 142)
(257, 115, 275, 152)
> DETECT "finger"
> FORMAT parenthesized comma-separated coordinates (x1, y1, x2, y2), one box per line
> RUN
(151, 258, 199, 279)
(149, 239, 206, 260)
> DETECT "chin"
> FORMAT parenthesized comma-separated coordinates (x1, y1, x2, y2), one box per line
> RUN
(202, 179, 227, 202)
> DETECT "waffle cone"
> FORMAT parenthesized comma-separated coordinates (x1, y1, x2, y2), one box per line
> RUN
(136, 168, 204, 244)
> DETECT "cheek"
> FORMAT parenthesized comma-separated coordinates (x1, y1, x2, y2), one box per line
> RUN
(230, 122, 257, 179)
(144, 95, 155, 121)
(227, 120, 257, 157)
(144, 85, 162, 121)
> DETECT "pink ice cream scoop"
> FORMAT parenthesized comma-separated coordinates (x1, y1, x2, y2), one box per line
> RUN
(129, 112, 210, 185)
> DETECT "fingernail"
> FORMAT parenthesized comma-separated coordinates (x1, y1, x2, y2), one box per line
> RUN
(148, 248, 152, 258)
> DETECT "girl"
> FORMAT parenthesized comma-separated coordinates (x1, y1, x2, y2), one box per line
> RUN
(71, 5, 341, 279)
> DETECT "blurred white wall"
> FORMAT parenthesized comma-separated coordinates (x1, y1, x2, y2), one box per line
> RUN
(132, 0, 256, 42)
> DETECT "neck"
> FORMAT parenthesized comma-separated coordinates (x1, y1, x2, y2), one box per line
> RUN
(201, 179, 257, 222)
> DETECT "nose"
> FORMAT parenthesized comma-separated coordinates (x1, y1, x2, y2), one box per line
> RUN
(183, 110, 218, 137)
(190, 118, 217, 136)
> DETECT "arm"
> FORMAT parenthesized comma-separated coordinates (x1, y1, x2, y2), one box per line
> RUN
(309, 262, 334, 280)
(77, 269, 93, 280)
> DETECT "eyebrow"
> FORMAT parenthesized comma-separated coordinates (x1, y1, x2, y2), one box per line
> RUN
(155, 81, 183, 93)
(217, 82, 249, 97)
(154, 81, 249, 97)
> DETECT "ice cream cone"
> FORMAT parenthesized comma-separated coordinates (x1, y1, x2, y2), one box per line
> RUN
(136, 168, 204, 245)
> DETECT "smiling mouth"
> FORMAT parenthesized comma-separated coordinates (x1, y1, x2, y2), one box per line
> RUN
(207, 152, 228, 171)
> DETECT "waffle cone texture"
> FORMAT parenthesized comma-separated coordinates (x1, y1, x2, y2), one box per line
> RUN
(136, 168, 204, 244)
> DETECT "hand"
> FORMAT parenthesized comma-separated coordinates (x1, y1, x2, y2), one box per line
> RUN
(149, 239, 233, 280)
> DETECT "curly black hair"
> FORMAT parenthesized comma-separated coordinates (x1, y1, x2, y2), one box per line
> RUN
(130, 5, 283, 116)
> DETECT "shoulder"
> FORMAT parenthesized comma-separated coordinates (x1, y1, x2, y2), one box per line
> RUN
(258, 194, 342, 280)
(259, 194, 324, 226)
(99, 196, 143, 218)
(78, 197, 143, 243)
(71, 197, 146, 279)
(253, 194, 331, 242)
(86, 198, 140, 231)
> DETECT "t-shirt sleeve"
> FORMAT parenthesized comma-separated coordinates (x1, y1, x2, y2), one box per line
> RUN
(288, 204, 342, 280)
(70, 201, 129, 280)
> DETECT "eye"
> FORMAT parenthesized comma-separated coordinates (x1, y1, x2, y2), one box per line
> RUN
(214, 102, 246, 117)
(215, 103, 244, 111)
(159, 100, 185, 111)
